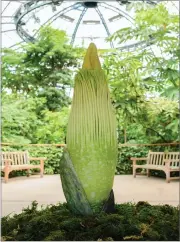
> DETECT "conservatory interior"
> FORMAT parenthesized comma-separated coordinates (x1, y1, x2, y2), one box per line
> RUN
(1, 0, 179, 241)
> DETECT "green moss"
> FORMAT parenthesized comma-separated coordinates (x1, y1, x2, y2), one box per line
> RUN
(1, 201, 179, 241)
(44, 230, 66, 241)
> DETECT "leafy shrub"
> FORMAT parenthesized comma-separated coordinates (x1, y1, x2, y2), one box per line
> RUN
(1, 201, 179, 241)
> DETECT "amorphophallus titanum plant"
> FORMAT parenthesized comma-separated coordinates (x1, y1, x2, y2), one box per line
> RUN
(60, 43, 118, 215)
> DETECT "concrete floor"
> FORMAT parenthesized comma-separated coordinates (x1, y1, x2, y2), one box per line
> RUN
(1, 175, 179, 217)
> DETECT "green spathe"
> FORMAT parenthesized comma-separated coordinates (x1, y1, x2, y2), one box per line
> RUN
(66, 43, 117, 208)
(60, 148, 93, 215)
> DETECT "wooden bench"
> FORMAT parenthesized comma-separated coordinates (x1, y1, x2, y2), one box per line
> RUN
(1, 151, 46, 183)
(131, 151, 180, 183)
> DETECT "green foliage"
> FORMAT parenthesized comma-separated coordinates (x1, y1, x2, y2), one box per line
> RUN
(122, 97, 179, 144)
(2, 26, 81, 132)
(2, 26, 78, 94)
(2, 92, 69, 144)
(143, 98, 179, 142)
(35, 107, 69, 144)
(1, 201, 179, 241)
(2, 26, 80, 146)
(104, 52, 145, 125)
(1, 146, 63, 175)
(104, 3, 179, 144)
(2, 93, 44, 144)
(36, 87, 70, 112)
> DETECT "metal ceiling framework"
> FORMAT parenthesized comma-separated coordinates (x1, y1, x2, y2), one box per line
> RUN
(95, 7, 114, 48)
(70, 7, 87, 45)
(2, 0, 161, 50)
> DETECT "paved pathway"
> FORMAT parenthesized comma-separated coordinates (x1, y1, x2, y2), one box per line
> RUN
(1, 175, 179, 217)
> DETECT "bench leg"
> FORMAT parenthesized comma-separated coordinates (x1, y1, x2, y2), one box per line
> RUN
(133, 167, 136, 178)
(4, 169, 9, 183)
(165, 171, 170, 183)
(40, 170, 43, 178)
(40, 160, 44, 178)
(26, 169, 30, 177)
(147, 169, 150, 177)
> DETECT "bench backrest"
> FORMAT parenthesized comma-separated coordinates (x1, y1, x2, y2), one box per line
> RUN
(1, 151, 30, 166)
(147, 151, 180, 166)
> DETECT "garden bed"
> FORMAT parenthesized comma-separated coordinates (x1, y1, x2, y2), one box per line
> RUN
(2, 201, 179, 241)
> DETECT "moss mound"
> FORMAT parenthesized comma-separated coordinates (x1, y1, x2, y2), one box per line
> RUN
(2, 201, 179, 241)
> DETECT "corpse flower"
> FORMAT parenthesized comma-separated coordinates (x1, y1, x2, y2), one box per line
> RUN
(60, 43, 118, 215)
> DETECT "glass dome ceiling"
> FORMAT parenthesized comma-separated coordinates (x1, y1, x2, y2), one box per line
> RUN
(2, 0, 177, 50)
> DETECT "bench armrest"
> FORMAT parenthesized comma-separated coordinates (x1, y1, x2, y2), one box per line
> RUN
(29, 157, 46, 169)
(131, 157, 148, 165)
(29, 157, 46, 161)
